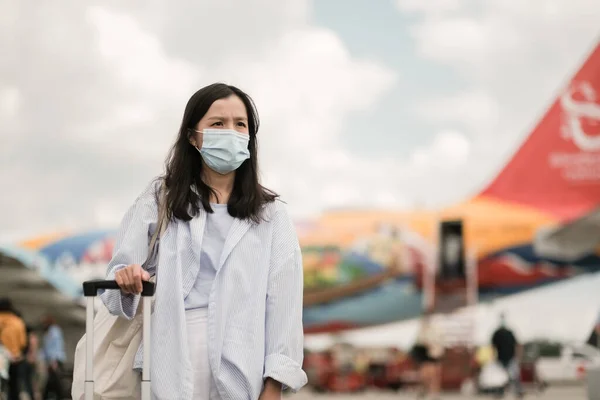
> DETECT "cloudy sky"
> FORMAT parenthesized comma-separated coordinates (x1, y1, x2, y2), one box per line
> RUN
(1, 0, 599, 241)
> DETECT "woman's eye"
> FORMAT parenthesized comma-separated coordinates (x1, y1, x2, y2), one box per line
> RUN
(212, 121, 223, 126)
(237, 122, 247, 128)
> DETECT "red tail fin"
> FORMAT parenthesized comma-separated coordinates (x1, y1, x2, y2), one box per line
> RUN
(480, 40, 600, 221)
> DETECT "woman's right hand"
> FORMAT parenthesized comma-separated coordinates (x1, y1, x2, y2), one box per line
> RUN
(115, 264, 150, 294)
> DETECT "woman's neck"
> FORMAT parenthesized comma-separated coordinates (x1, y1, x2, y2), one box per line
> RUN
(202, 169, 234, 204)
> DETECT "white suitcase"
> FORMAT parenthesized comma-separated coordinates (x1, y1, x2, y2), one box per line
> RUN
(81, 279, 155, 400)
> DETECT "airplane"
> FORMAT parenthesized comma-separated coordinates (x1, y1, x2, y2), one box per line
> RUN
(0, 39, 599, 342)
(299, 38, 600, 333)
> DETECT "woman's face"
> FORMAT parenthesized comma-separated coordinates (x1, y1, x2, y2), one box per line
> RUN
(190, 94, 249, 149)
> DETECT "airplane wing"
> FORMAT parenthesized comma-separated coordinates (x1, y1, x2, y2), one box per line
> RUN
(534, 206, 600, 261)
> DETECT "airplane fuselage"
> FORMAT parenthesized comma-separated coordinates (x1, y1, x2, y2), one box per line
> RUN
(300, 196, 600, 333)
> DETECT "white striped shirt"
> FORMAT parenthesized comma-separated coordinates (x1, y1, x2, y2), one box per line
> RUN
(100, 179, 307, 399)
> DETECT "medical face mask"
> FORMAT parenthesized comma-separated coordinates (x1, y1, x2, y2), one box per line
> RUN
(195, 129, 250, 174)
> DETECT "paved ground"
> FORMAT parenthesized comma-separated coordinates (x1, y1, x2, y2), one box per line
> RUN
(290, 385, 587, 399)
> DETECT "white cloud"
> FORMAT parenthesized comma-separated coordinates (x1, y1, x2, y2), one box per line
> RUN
(0, 86, 20, 117)
(415, 90, 499, 135)
(80, 7, 203, 160)
(409, 130, 471, 170)
(2, 0, 598, 240)
(411, 16, 495, 67)
(0, 0, 397, 237)
(213, 27, 397, 150)
(398, 0, 600, 85)
(395, 0, 600, 206)
(395, 0, 463, 14)
(86, 7, 201, 99)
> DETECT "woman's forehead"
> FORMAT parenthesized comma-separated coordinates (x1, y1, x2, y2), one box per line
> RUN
(205, 96, 247, 119)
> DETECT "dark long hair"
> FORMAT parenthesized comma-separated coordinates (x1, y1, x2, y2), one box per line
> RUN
(163, 83, 278, 223)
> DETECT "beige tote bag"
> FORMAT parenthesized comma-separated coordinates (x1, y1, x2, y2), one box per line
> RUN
(72, 184, 167, 400)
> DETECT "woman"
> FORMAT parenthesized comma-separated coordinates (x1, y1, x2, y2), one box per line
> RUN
(412, 311, 444, 399)
(100, 83, 307, 399)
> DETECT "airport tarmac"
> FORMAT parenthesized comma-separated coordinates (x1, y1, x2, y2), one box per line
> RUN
(291, 385, 587, 399)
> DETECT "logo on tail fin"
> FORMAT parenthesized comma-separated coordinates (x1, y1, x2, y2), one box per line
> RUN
(547, 81, 600, 183)
(560, 81, 600, 151)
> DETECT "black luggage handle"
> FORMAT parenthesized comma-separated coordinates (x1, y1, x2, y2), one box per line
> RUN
(83, 280, 156, 297)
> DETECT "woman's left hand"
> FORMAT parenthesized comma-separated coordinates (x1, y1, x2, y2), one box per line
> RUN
(259, 378, 282, 400)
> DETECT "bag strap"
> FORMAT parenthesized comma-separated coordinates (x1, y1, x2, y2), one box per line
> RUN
(148, 180, 168, 256)
(143, 180, 168, 272)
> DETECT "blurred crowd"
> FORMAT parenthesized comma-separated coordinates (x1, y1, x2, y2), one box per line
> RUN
(302, 314, 554, 399)
(0, 298, 66, 400)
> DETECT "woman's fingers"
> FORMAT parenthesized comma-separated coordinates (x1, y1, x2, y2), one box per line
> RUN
(126, 265, 141, 294)
(115, 264, 145, 294)
(131, 266, 143, 293)
(116, 269, 131, 294)
(115, 270, 126, 293)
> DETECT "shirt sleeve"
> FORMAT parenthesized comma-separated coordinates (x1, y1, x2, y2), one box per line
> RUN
(99, 179, 161, 320)
(262, 204, 308, 392)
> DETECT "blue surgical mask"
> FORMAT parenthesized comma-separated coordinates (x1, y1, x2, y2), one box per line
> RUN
(195, 129, 250, 174)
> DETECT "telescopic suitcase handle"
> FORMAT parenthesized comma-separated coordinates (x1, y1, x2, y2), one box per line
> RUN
(83, 279, 156, 297)
(82, 279, 155, 400)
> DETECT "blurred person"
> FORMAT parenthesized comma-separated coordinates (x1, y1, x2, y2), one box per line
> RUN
(329, 343, 355, 391)
(100, 83, 306, 399)
(333, 343, 355, 374)
(491, 313, 523, 399)
(475, 345, 494, 366)
(1, 344, 10, 394)
(589, 312, 600, 348)
(303, 349, 319, 386)
(23, 326, 41, 400)
(355, 350, 370, 375)
(0, 298, 27, 400)
(597, 311, 600, 348)
(411, 310, 444, 400)
(41, 315, 66, 400)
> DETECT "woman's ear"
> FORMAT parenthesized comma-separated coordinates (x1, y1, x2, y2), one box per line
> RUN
(187, 129, 197, 147)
